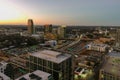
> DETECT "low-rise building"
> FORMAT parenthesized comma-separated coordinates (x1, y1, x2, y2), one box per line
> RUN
(74, 67, 94, 80)
(15, 70, 53, 80)
(86, 42, 108, 52)
(45, 40, 57, 47)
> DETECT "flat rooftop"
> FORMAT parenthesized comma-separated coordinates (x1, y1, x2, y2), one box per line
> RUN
(101, 52, 120, 76)
(33, 70, 51, 79)
(16, 70, 51, 80)
(30, 50, 71, 63)
(0, 61, 8, 66)
(108, 51, 120, 57)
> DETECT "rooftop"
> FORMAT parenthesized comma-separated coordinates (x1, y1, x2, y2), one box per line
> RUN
(30, 50, 71, 63)
(0, 72, 10, 80)
(108, 51, 120, 57)
(101, 52, 120, 76)
(0, 61, 8, 67)
(33, 70, 51, 79)
(16, 70, 51, 80)
(89, 42, 108, 47)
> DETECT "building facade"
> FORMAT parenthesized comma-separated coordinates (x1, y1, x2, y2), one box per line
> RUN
(44, 24, 52, 33)
(27, 50, 73, 80)
(28, 19, 34, 34)
(99, 52, 120, 80)
(57, 25, 66, 39)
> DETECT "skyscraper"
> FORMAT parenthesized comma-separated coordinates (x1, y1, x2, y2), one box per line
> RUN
(28, 19, 34, 34)
(44, 24, 52, 33)
(57, 25, 66, 39)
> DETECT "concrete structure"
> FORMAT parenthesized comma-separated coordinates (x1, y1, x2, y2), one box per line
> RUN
(99, 51, 120, 80)
(0, 72, 11, 80)
(0, 61, 8, 73)
(28, 50, 73, 80)
(28, 19, 34, 34)
(86, 42, 108, 52)
(16, 70, 53, 80)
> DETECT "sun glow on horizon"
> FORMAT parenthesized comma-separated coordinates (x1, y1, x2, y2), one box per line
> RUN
(0, 0, 28, 25)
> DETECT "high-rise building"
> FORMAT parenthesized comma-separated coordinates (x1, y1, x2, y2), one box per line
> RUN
(99, 52, 120, 80)
(57, 25, 66, 39)
(44, 24, 52, 33)
(27, 50, 73, 80)
(28, 19, 34, 34)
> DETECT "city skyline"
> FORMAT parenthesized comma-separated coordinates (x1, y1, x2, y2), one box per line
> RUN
(0, 0, 120, 26)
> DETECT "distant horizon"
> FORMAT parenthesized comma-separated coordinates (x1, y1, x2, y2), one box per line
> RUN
(0, 24, 120, 27)
(0, 0, 120, 26)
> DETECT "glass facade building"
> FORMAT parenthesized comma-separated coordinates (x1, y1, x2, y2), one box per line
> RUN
(27, 50, 73, 80)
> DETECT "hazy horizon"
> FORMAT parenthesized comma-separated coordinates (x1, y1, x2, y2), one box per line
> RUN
(0, 0, 120, 26)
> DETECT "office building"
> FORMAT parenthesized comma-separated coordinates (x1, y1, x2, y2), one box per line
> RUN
(57, 25, 66, 38)
(16, 70, 53, 80)
(44, 24, 52, 33)
(28, 19, 34, 34)
(27, 50, 73, 80)
(99, 51, 120, 80)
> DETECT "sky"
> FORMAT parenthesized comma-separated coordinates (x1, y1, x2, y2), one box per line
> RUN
(0, 0, 120, 26)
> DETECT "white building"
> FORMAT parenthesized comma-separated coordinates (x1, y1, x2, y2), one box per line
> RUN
(86, 42, 108, 52)
(45, 40, 57, 47)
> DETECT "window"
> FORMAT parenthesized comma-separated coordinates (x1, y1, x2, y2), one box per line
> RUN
(38, 58, 43, 65)
(34, 57, 37, 63)
(53, 63, 60, 71)
(43, 59, 47, 66)
(48, 61, 52, 68)
(38, 66, 42, 70)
